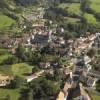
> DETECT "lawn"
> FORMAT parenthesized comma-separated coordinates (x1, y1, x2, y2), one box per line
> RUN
(0, 14, 15, 30)
(0, 48, 9, 55)
(83, 13, 97, 25)
(0, 65, 13, 76)
(89, 0, 100, 4)
(64, 17, 80, 23)
(0, 88, 20, 100)
(92, 95, 100, 100)
(58, 3, 81, 17)
(89, 0, 100, 14)
(11, 63, 33, 77)
(89, 4, 100, 14)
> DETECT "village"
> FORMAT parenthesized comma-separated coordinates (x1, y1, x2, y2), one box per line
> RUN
(0, 1, 100, 99)
(0, 16, 100, 99)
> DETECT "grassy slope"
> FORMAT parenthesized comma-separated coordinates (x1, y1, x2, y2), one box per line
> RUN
(0, 88, 20, 100)
(83, 13, 97, 25)
(92, 95, 100, 100)
(58, 3, 81, 17)
(89, 0, 100, 14)
(0, 65, 12, 76)
(0, 14, 15, 30)
(11, 63, 33, 77)
(64, 17, 80, 23)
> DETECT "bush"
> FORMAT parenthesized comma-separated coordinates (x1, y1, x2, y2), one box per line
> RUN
(0, 54, 18, 65)
(83, 13, 97, 26)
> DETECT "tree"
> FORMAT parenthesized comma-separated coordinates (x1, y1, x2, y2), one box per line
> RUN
(29, 77, 60, 99)
(53, 68, 64, 81)
(96, 80, 100, 92)
(87, 48, 97, 58)
(80, 0, 90, 13)
(19, 87, 30, 100)
(15, 44, 26, 61)
(14, 76, 26, 88)
(5, 95, 11, 100)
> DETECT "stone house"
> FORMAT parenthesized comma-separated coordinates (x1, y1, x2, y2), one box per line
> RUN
(0, 74, 13, 87)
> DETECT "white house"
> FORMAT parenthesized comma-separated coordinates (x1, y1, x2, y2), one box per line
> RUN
(87, 77, 98, 87)
(84, 56, 91, 65)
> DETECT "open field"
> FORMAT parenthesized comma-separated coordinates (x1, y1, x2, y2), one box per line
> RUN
(83, 13, 97, 25)
(0, 65, 13, 75)
(58, 3, 81, 17)
(0, 14, 15, 30)
(0, 88, 20, 100)
(11, 63, 33, 77)
(64, 17, 80, 23)
(89, 0, 100, 14)
(91, 95, 100, 100)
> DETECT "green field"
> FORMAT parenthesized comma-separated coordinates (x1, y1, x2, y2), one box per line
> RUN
(11, 63, 33, 77)
(58, 3, 81, 17)
(89, 0, 100, 4)
(64, 17, 80, 23)
(83, 13, 97, 25)
(92, 95, 100, 100)
(0, 65, 13, 76)
(0, 14, 15, 30)
(0, 88, 20, 100)
(89, 0, 100, 14)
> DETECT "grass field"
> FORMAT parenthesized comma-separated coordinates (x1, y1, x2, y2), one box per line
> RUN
(89, 0, 100, 14)
(0, 48, 9, 55)
(83, 13, 97, 25)
(0, 14, 15, 30)
(11, 63, 33, 77)
(0, 65, 13, 76)
(92, 95, 100, 100)
(89, 0, 100, 4)
(64, 17, 80, 23)
(0, 88, 20, 100)
(58, 3, 81, 17)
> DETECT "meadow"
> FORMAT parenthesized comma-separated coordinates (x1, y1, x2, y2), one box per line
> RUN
(0, 14, 15, 30)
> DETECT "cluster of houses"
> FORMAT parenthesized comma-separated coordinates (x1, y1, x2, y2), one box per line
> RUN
(56, 32, 100, 100)
(0, 14, 100, 100)
(0, 30, 99, 87)
(56, 64, 98, 100)
(23, 7, 45, 22)
(68, 32, 99, 55)
(56, 72, 91, 100)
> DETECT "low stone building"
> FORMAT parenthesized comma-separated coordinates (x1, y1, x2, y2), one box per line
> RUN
(0, 74, 13, 87)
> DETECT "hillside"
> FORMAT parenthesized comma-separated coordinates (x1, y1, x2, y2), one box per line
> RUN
(45, 0, 100, 36)
(0, 0, 100, 100)
(0, 0, 39, 35)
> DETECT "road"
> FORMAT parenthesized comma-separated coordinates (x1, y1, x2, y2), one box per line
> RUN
(26, 70, 45, 82)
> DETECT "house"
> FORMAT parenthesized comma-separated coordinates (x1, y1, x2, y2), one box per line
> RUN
(85, 64, 92, 72)
(96, 32, 100, 37)
(59, 37, 65, 45)
(88, 34, 96, 41)
(61, 27, 64, 33)
(94, 34, 100, 48)
(84, 56, 91, 65)
(74, 83, 91, 100)
(63, 68, 72, 75)
(56, 91, 65, 100)
(45, 69, 54, 75)
(87, 77, 98, 87)
(32, 32, 49, 45)
(39, 62, 51, 69)
(0, 74, 13, 87)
